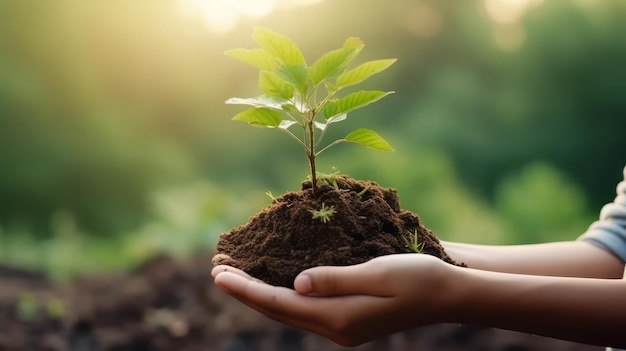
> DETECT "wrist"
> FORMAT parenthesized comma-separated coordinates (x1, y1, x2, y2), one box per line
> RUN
(420, 258, 471, 324)
(433, 262, 480, 324)
(441, 241, 489, 270)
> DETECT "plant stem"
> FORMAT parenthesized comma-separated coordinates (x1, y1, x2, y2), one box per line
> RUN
(316, 139, 346, 157)
(307, 120, 317, 192)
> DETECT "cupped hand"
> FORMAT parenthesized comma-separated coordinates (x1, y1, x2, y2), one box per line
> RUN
(211, 254, 459, 347)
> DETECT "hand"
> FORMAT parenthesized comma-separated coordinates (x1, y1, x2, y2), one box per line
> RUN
(211, 254, 458, 347)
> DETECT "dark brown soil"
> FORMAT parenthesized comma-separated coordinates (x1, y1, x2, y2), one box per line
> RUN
(0, 255, 604, 351)
(213, 175, 463, 288)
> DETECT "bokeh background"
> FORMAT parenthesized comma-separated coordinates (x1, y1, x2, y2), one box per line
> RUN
(1, 0, 625, 281)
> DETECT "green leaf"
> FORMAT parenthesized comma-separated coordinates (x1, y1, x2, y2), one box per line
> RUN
(226, 96, 294, 111)
(344, 128, 394, 151)
(308, 37, 364, 87)
(250, 27, 308, 96)
(279, 120, 297, 129)
(276, 63, 308, 97)
(309, 49, 351, 87)
(336, 58, 397, 89)
(314, 113, 346, 131)
(225, 48, 276, 72)
(322, 90, 394, 120)
(231, 108, 283, 128)
(314, 121, 326, 131)
(342, 36, 364, 54)
(259, 71, 295, 100)
(252, 27, 305, 66)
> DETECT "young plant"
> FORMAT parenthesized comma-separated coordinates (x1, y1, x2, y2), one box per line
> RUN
(225, 27, 396, 193)
(403, 230, 425, 253)
(310, 203, 336, 223)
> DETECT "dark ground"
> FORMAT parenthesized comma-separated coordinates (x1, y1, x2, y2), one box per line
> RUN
(0, 253, 604, 351)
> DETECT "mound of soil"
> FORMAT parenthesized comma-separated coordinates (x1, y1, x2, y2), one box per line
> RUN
(213, 175, 463, 287)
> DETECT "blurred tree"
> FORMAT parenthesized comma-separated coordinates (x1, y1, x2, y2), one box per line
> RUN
(0, 1, 202, 236)
(494, 162, 595, 244)
(386, 0, 626, 208)
(1, 0, 624, 243)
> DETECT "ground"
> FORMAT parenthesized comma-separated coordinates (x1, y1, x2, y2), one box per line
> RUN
(0, 255, 603, 351)
(0, 177, 605, 350)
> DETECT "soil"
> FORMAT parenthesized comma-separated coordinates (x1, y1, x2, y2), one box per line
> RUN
(0, 178, 607, 350)
(0, 256, 604, 351)
(213, 175, 464, 288)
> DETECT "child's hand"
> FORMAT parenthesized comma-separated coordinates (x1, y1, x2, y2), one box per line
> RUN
(211, 254, 458, 347)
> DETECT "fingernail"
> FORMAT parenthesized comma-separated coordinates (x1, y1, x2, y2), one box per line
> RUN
(294, 274, 312, 294)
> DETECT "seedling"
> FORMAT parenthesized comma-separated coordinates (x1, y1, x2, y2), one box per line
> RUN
(265, 190, 277, 202)
(356, 186, 370, 197)
(403, 230, 425, 253)
(45, 298, 66, 319)
(315, 168, 342, 190)
(310, 203, 336, 223)
(225, 27, 396, 193)
(16, 293, 38, 320)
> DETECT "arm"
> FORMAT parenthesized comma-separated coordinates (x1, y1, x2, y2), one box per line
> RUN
(442, 240, 625, 278)
(450, 262, 626, 347)
(212, 254, 626, 348)
(443, 165, 626, 279)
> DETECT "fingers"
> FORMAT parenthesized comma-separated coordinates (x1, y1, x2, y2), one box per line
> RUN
(295, 262, 390, 297)
(213, 271, 329, 327)
(214, 271, 316, 315)
(211, 265, 257, 280)
(212, 262, 389, 297)
(213, 270, 393, 345)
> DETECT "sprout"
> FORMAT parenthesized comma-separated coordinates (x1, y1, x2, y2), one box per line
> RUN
(225, 27, 395, 193)
(310, 203, 336, 223)
(404, 230, 425, 253)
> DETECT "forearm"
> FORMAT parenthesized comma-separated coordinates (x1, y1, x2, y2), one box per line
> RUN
(442, 240, 625, 279)
(446, 265, 626, 347)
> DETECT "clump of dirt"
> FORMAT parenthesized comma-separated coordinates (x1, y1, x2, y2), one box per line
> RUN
(213, 175, 464, 288)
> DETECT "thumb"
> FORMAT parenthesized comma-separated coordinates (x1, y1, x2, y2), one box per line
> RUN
(293, 262, 383, 297)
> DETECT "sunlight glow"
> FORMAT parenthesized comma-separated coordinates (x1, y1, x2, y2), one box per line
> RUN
(180, 0, 326, 34)
(493, 23, 526, 52)
(484, 0, 542, 52)
(180, 0, 276, 34)
(404, 3, 443, 39)
(484, 0, 542, 24)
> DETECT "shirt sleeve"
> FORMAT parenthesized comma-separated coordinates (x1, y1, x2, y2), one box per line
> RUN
(578, 166, 626, 263)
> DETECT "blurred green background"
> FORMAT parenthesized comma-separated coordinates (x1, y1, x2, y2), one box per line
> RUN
(1, 0, 624, 281)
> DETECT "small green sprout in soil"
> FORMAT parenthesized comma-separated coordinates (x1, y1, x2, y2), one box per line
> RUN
(265, 190, 277, 202)
(356, 186, 370, 196)
(17, 293, 38, 320)
(225, 27, 396, 193)
(315, 169, 342, 190)
(45, 298, 66, 319)
(310, 203, 336, 223)
(17, 293, 66, 320)
(404, 230, 425, 253)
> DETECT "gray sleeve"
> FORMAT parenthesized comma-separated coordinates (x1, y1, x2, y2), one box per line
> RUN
(578, 166, 626, 263)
